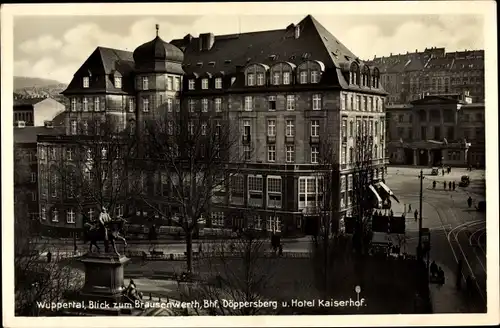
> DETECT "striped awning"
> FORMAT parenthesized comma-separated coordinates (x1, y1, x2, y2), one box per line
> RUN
(369, 184, 383, 209)
(378, 181, 400, 203)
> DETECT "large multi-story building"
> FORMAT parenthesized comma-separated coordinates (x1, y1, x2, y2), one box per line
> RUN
(386, 92, 485, 167)
(37, 15, 389, 237)
(367, 47, 484, 104)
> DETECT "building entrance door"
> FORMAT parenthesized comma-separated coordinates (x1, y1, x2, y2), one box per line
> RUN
(431, 149, 442, 166)
(404, 148, 414, 165)
(417, 149, 428, 166)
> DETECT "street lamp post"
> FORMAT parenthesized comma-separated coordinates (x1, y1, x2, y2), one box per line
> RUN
(417, 169, 424, 261)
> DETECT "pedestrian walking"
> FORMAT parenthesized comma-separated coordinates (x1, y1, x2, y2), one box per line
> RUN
(444, 181, 447, 190)
(414, 209, 418, 222)
(448, 181, 452, 190)
(467, 196, 473, 208)
(432, 180, 436, 189)
(47, 250, 52, 263)
(452, 181, 456, 191)
(442, 169, 445, 176)
(408, 204, 412, 213)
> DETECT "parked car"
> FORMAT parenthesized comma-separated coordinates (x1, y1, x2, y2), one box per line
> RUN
(458, 175, 470, 187)
(476, 201, 486, 212)
(431, 167, 439, 175)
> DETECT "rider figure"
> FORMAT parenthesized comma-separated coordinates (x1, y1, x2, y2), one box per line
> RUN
(99, 207, 112, 241)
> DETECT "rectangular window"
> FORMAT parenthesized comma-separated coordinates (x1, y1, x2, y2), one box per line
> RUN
(83, 97, 88, 111)
(67, 209, 75, 223)
(344, 93, 349, 110)
(244, 145, 251, 160)
(312, 94, 322, 110)
(298, 177, 322, 210)
(273, 72, 280, 85)
(247, 73, 255, 86)
(167, 98, 173, 112)
(188, 121, 194, 135)
(283, 72, 291, 85)
(247, 175, 263, 207)
(142, 76, 149, 90)
(31, 172, 36, 183)
(268, 145, 276, 162)
(189, 99, 195, 112)
(71, 98, 76, 111)
(342, 119, 347, 138)
(375, 98, 379, 112)
(215, 78, 222, 89)
(167, 76, 173, 90)
(257, 73, 265, 86)
(52, 209, 58, 222)
(267, 119, 276, 136)
(311, 70, 319, 83)
(174, 77, 181, 91)
(83, 77, 89, 88)
(311, 146, 319, 164)
(128, 98, 134, 112)
(268, 96, 276, 111)
(143, 98, 149, 112)
(115, 77, 122, 88)
(41, 207, 46, 220)
(201, 123, 207, 135)
(244, 96, 253, 111)
(71, 120, 77, 135)
(286, 145, 295, 163)
(82, 120, 88, 135)
(286, 120, 295, 137)
(363, 96, 368, 111)
(94, 97, 100, 111)
(286, 95, 295, 111)
(167, 121, 173, 135)
(349, 120, 354, 137)
(342, 145, 347, 164)
(311, 120, 319, 137)
(267, 176, 282, 208)
(300, 71, 307, 84)
(209, 97, 220, 113)
(356, 95, 361, 111)
(202, 78, 209, 89)
(188, 79, 195, 90)
(202, 98, 209, 112)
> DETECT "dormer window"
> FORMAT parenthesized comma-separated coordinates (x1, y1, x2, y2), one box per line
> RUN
(83, 77, 90, 88)
(299, 71, 307, 84)
(247, 73, 255, 86)
(142, 77, 149, 90)
(272, 72, 280, 85)
(215, 78, 222, 89)
(311, 70, 319, 83)
(202, 78, 209, 89)
(188, 79, 195, 90)
(283, 72, 291, 85)
(253, 73, 263, 86)
(114, 77, 122, 88)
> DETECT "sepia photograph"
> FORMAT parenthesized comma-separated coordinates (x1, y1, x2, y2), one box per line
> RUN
(1, 1, 498, 327)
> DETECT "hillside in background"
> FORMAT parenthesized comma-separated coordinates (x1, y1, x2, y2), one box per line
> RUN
(14, 76, 69, 106)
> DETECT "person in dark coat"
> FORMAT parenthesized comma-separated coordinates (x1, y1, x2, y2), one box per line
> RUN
(433, 180, 436, 189)
(448, 181, 452, 190)
(467, 196, 473, 208)
(444, 181, 447, 190)
(452, 181, 456, 190)
(47, 250, 52, 263)
(414, 209, 418, 222)
(408, 204, 412, 212)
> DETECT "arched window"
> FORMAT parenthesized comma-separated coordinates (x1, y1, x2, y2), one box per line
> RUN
(372, 67, 380, 88)
(350, 63, 360, 85)
(362, 65, 370, 87)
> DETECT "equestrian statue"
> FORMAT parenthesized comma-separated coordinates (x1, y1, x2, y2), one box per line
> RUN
(83, 207, 128, 256)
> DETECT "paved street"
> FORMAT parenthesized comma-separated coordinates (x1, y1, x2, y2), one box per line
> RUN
(384, 166, 487, 312)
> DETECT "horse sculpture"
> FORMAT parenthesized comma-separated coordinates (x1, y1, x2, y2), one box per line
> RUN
(83, 216, 128, 256)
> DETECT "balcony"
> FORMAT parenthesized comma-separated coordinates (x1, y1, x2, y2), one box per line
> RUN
(242, 134, 251, 144)
(310, 135, 320, 144)
(267, 135, 276, 144)
(285, 135, 295, 144)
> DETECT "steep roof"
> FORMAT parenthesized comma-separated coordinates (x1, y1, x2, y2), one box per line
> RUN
(170, 15, 361, 76)
(62, 47, 135, 95)
(14, 126, 65, 144)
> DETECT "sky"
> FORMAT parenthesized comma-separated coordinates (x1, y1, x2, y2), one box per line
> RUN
(11, 10, 485, 84)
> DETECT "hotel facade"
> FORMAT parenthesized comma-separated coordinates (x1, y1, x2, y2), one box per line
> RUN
(37, 15, 388, 237)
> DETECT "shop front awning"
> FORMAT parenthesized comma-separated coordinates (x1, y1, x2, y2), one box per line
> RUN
(378, 181, 400, 203)
(369, 184, 383, 209)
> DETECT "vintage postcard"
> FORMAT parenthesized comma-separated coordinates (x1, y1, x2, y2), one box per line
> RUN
(1, 1, 498, 327)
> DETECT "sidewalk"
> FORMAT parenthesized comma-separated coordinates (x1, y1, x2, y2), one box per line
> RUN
(428, 261, 482, 313)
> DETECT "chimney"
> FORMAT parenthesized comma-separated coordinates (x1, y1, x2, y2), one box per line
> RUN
(183, 34, 193, 45)
(416, 49, 418, 53)
(44, 120, 53, 128)
(390, 53, 392, 56)
(198, 33, 215, 51)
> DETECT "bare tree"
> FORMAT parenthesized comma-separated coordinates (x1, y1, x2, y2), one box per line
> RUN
(50, 115, 138, 247)
(182, 227, 278, 315)
(351, 132, 376, 255)
(139, 108, 242, 274)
